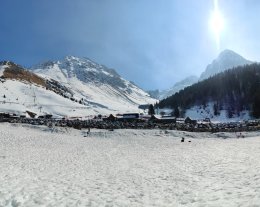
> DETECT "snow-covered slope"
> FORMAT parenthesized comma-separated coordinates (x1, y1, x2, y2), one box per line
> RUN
(159, 76, 198, 99)
(0, 59, 156, 117)
(0, 61, 110, 117)
(0, 79, 102, 117)
(200, 49, 252, 81)
(30, 56, 156, 113)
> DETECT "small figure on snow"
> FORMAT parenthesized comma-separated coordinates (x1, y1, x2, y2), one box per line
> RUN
(84, 127, 91, 137)
(181, 137, 185, 142)
(236, 132, 245, 138)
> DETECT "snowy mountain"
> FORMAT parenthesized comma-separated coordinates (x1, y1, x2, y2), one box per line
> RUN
(146, 89, 160, 99)
(156, 49, 252, 100)
(0, 59, 156, 117)
(159, 76, 198, 99)
(199, 49, 252, 80)
(0, 61, 103, 117)
(30, 56, 156, 114)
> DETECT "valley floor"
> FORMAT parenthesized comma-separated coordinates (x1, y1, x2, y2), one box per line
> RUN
(1, 123, 260, 206)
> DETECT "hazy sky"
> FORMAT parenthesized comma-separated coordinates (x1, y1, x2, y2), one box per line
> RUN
(1, 0, 260, 90)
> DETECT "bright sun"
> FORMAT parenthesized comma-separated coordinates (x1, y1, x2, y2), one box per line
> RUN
(210, 0, 224, 49)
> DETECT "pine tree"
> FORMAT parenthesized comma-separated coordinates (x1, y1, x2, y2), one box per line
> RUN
(148, 104, 155, 115)
(252, 92, 260, 118)
(213, 102, 220, 116)
(174, 106, 180, 118)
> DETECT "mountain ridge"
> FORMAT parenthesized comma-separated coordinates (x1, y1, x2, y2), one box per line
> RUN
(158, 75, 199, 99)
(199, 49, 252, 80)
(30, 56, 156, 109)
(0, 57, 156, 117)
(154, 49, 253, 100)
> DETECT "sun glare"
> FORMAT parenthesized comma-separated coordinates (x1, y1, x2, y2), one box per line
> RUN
(210, 0, 224, 50)
(210, 10, 224, 35)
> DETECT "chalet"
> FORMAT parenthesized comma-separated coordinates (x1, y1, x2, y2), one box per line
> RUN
(26, 111, 37, 118)
(150, 115, 176, 123)
(123, 113, 139, 119)
(0, 113, 10, 118)
(103, 114, 116, 121)
(174, 118, 185, 123)
(117, 113, 140, 122)
(9, 114, 19, 119)
(185, 117, 197, 125)
(38, 114, 53, 119)
(139, 114, 151, 122)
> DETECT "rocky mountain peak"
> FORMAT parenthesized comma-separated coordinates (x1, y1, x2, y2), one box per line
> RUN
(199, 49, 252, 80)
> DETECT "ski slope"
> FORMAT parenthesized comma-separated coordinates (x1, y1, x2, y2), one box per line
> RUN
(0, 79, 111, 117)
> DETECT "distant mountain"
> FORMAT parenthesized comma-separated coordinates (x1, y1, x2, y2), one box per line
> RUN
(159, 76, 198, 99)
(30, 56, 156, 113)
(199, 49, 252, 80)
(147, 89, 160, 99)
(156, 49, 253, 101)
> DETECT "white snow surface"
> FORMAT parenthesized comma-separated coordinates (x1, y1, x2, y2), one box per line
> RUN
(185, 102, 251, 122)
(1, 123, 260, 206)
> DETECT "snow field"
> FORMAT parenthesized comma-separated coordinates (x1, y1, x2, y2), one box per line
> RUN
(0, 78, 154, 117)
(1, 123, 260, 206)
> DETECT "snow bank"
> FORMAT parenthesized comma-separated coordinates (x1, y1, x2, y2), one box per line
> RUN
(1, 123, 260, 206)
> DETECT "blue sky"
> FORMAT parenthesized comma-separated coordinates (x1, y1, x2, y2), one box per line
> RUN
(1, 0, 260, 90)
